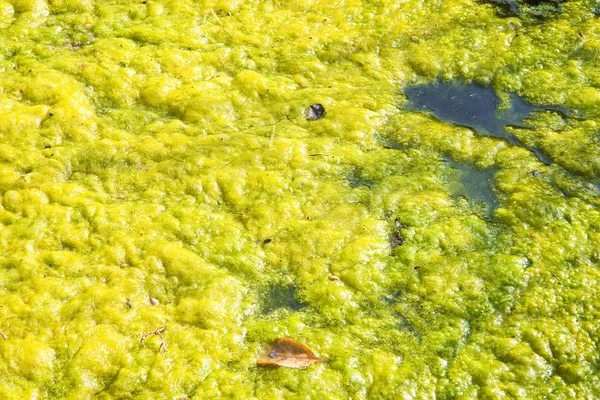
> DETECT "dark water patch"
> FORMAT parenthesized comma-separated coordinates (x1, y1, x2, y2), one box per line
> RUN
(348, 176, 376, 189)
(446, 159, 500, 219)
(480, 0, 566, 20)
(397, 313, 422, 343)
(502, 126, 554, 166)
(404, 81, 569, 165)
(262, 284, 306, 314)
(405, 81, 506, 138)
(382, 290, 401, 305)
(348, 169, 377, 188)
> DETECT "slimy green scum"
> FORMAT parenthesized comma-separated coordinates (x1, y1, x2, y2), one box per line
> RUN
(0, 0, 599, 398)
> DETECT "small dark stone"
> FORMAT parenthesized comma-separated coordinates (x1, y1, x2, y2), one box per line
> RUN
(307, 104, 326, 121)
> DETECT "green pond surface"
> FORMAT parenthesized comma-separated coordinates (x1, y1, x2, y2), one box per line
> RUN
(0, 0, 599, 398)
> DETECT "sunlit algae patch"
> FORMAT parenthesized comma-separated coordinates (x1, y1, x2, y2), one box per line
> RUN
(0, 0, 599, 398)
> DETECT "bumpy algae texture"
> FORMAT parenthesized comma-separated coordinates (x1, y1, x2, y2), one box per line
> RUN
(0, 0, 599, 398)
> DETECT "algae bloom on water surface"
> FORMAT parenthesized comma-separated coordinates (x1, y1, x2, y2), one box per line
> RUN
(0, 0, 599, 398)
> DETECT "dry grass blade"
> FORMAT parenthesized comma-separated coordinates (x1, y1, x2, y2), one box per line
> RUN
(210, 9, 232, 39)
(258, 338, 328, 369)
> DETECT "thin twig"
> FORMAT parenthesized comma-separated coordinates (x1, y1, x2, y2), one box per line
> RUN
(0, 331, 6, 340)
(269, 125, 275, 147)
(140, 327, 167, 355)
(210, 9, 232, 39)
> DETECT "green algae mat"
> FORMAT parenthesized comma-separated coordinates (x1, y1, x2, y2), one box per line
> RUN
(0, 0, 599, 398)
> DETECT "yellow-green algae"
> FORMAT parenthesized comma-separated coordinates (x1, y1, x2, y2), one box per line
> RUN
(0, 0, 599, 398)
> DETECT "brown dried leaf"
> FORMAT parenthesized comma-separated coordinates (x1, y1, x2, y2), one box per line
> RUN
(258, 338, 328, 369)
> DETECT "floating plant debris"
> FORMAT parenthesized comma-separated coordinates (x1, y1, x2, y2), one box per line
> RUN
(258, 338, 328, 368)
(140, 327, 168, 355)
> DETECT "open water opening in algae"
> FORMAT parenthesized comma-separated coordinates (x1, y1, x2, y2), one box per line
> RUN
(404, 81, 571, 165)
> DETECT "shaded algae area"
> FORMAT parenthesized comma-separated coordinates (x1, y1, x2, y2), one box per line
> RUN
(0, 0, 599, 398)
